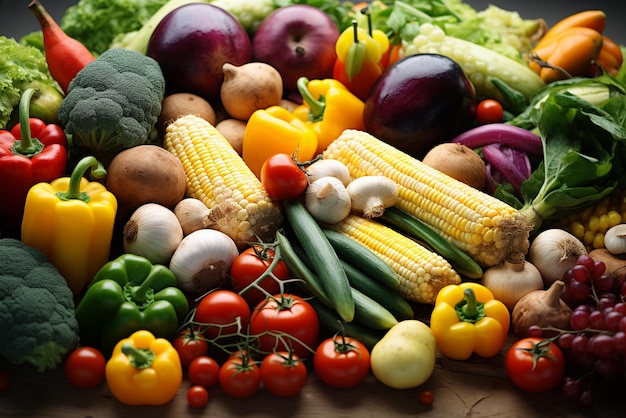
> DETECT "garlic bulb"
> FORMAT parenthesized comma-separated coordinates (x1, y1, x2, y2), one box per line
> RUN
(169, 229, 239, 294)
(604, 224, 626, 255)
(174, 198, 213, 236)
(304, 176, 351, 224)
(347, 176, 398, 218)
(306, 159, 351, 186)
(528, 228, 587, 286)
(481, 260, 544, 311)
(123, 203, 183, 265)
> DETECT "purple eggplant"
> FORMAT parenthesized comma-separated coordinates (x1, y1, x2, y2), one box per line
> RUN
(363, 53, 476, 159)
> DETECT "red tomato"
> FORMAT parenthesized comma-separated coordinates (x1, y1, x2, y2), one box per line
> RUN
(188, 355, 220, 388)
(313, 335, 370, 388)
(260, 351, 308, 397)
(476, 99, 504, 124)
(506, 337, 566, 392)
(173, 327, 209, 368)
(64, 347, 106, 389)
(194, 290, 251, 339)
(218, 356, 261, 398)
(187, 385, 209, 408)
(260, 153, 308, 200)
(418, 390, 435, 406)
(249, 294, 319, 358)
(230, 246, 290, 306)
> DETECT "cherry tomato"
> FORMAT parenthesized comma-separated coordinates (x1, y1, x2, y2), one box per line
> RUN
(476, 99, 504, 124)
(313, 335, 371, 388)
(260, 351, 308, 397)
(506, 337, 566, 392)
(260, 153, 308, 200)
(194, 290, 251, 340)
(249, 294, 319, 358)
(418, 390, 435, 406)
(188, 355, 220, 388)
(173, 327, 209, 368)
(0, 370, 10, 391)
(64, 347, 106, 389)
(218, 355, 261, 398)
(230, 245, 290, 306)
(187, 385, 209, 408)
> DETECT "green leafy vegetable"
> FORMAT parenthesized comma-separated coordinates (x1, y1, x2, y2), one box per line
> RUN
(0, 36, 63, 129)
(60, 0, 169, 56)
(499, 76, 626, 233)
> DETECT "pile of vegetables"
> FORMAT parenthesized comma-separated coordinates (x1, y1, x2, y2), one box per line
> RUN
(3, 0, 626, 413)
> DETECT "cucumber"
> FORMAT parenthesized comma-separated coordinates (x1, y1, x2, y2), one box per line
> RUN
(341, 261, 414, 321)
(321, 227, 401, 289)
(308, 298, 385, 350)
(275, 230, 332, 307)
(351, 287, 398, 330)
(283, 200, 355, 322)
(286, 235, 402, 330)
(380, 206, 484, 279)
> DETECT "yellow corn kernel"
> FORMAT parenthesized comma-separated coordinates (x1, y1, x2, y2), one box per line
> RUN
(329, 214, 461, 304)
(164, 115, 282, 247)
(323, 129, 533, 266)
(558, 188, 626, 251)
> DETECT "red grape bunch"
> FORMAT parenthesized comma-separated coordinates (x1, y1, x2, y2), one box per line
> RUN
(528, 254, 626, 405)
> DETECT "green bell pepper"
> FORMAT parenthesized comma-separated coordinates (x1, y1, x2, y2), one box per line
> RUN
(75, 253, 189, 356)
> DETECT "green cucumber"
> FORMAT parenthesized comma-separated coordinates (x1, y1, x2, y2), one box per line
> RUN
(283, 200, 354, 322)
(341, 261, 414, 321)
(275, 230, 332, 307)
(321, 227, 400, 289)
(380, 206, 483, 279)
(308, 298, 384, 350)
(286, 236, 402, 330)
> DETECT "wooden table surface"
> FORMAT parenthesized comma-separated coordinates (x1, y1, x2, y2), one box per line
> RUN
(2, 324, 624, 418)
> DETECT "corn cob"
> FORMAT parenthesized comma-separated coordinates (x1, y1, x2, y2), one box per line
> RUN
(554, 188, 626, 251)
(164, 114, 282, 247)
(323, 129, 533, 267)
(328, 214, 461, 304)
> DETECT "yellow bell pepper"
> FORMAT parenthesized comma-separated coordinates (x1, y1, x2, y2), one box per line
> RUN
(242, 105, 318, 178)
(21, 156, 117, 295)
(105, 330, 182, 406)
(429, 282, 510, 360)
(293, 77, 365, 154)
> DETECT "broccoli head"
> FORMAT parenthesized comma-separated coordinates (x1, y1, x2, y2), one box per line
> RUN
(0, 238, 79, 372)
(57, 47, 166, 166)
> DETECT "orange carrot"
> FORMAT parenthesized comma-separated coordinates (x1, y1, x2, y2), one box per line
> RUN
(28, 0, 95, 94)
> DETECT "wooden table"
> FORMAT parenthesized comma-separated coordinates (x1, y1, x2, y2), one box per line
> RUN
(2, 330, 624, 418)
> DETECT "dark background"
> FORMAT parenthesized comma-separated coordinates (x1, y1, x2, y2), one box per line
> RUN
(1, 0, 624, 44)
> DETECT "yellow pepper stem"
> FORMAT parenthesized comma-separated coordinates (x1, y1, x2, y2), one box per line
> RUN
(297, 77, 326, 121)
(122, 343, 155, 370)
(56, 156, 106, 202)
(455, 288, 486, 323)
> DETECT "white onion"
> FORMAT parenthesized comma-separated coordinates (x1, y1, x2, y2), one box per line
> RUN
(123, 203, 183, 265)
(481, 260, 544, 311)
(169, 229, 239, 294)
(528, 228, 587, 286)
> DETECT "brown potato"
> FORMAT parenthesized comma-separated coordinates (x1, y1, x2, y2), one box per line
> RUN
(157, 92, 217, 137)
(422, 142, 486, 190)
(105, 145, 187, 221)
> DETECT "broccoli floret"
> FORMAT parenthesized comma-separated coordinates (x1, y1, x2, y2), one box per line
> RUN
(57, 47, 165, 166)
(0, 238, 79, 372)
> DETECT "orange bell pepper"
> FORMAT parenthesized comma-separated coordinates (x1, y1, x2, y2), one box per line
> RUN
(528, 26, 603, 83)
(105, 330, 182, 406)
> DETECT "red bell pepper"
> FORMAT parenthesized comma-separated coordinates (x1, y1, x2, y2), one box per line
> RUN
(0, 88, 67, 236)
